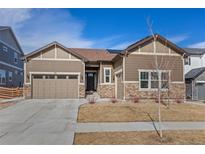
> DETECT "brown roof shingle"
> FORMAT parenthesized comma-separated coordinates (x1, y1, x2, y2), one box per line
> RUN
(68, 48, 117, 62)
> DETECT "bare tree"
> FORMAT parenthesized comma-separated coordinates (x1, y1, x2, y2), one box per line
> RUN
(146, 18, 163, 139)
(146, 18, 178, 140)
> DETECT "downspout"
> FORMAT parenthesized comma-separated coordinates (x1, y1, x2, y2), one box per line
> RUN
(182, 53, 186, 102)
(123, 51, 128, 100)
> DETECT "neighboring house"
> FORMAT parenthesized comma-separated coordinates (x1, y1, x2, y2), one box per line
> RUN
(185, 67, 205, 100)
(183, 48, 205, 74)
(183, 48, 205, 100)
(24, 34, 186, 100)
(0, 26, 24, 87)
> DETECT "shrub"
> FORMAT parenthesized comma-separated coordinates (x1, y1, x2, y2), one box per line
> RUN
(154, 97, 167, 106)
(88, 96, 97, 104)
(111, 97, 118, 103)
(176, 99, 183, 104)
(133, 96, 139, 103)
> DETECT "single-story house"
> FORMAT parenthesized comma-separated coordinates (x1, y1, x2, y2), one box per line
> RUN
(185, 67, 205, 100)
(24, 34, 186, 100)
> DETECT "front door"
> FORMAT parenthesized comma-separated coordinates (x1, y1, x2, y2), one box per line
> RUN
(86, 72, 96, 91)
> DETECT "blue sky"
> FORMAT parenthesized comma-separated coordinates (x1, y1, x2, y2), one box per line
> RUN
(1, 8, 205, 53)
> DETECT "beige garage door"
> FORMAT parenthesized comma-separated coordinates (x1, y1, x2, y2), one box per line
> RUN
(32, 74, 78, 99)
(116, 73, 124, 99)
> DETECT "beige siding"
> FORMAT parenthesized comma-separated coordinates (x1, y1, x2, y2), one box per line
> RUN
(113, 58, 123, 73)
(116, 72, 124, 99)
(28, 45, 81, 60)
(71, 54, 79, 59)
(130, 40, 178, 55)
(125, 54, 183, 82)
(140, 41, 154, 53)
(26, 60, 84, 83)
(42, 46, 55, 58)
(57, 47, 70, 59)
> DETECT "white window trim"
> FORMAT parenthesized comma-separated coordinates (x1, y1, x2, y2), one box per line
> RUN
(3, 46, 8, 52)
(139, 69, 170, 91)
(103, 67, 112, 84)
(0, 40, 21, 54)
(185, 57, 191, 65)
(0, 69, 6, 85)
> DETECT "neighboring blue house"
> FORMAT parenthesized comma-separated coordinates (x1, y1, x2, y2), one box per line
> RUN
(0, 26, 24, 87)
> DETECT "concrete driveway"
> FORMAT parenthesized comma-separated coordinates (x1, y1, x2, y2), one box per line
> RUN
(0, 99, 86, 145)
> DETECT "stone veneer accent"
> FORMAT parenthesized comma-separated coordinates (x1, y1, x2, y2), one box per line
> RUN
(125, 82, 185, 100)
(79, 84, 85, 98)
(97, 84, 115, 98)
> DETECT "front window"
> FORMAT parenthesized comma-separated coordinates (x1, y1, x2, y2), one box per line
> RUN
(104, 68, 111, 83)
(9, 72, 12, 82)
(151, 72, 159, 89)
(161, 72, 169, 89)
(140, 72, 149, 88)
(14, 52, 18, 64)
(0, 69, 6, 84)
(139, 70, 169, 90)
(185, 57, 191, 65)
(3, 46, 8, 52)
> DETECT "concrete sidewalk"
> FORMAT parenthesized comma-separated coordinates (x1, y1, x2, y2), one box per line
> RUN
(76, 122, 205, 133)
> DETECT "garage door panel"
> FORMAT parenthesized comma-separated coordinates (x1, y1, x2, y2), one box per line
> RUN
(32, 75, 78, 99)
(198, 83, 205, 100)
(49, 80, 56, 99)
(67, 79, 78, 99)
(55, 79, 68, 99)
(38, 80, 45, 99)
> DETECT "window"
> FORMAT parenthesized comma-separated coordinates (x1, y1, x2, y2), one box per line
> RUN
(151, 72, 159, 89)
(0, 69, 6, 84)
(15, 70, 18, 75)
(140, 72, 149, 88)
(185, 57, 191, 65)
(14, 52, 18, 63)
(3, 46, 8, 52)
(104, 68, 111, 83)
(57, 75, 66, 79)
(33, 75, 43, 79)
(139, 70, 169, 90)
(45, 75, 55, 79)
(161, 72, 169, 89)
(69, 75, 78, 79)
(9, 72, 12, 82)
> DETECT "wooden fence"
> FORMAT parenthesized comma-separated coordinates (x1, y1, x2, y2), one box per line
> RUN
(0, 87, 30, 99)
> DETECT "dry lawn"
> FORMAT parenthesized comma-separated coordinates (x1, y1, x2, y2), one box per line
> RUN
(78, 102, 205, 122)
(74, 130, 205, 145)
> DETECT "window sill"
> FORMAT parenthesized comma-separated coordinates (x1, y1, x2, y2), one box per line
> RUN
(139, 88, 168, 92)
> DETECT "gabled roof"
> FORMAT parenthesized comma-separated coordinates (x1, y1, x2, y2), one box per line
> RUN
(183, 48, 205, 56)
(24, 42, 88, 61)
(185, 67, 205, 80)
(123, 34, 187, 56)
(68, 48, 117, 62)
(0, 26, 23, 54)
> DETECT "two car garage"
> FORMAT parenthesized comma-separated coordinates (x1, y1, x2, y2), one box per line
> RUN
(32, 74, 79, 99)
